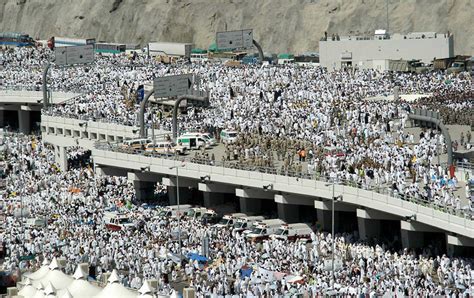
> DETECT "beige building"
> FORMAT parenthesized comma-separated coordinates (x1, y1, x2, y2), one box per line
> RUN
(319, 31, 454, 70)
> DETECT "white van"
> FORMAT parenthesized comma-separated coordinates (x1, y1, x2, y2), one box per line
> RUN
(233, 216, 265, 232)
(246, 219, 285, 242)
(25, 218, 46, 228)
(214, 213, 247, 228)
(145, 141, 186, 155)
(157, 204, 193, 218)
(177, 135, 209, 150)
(186, 207, 209, 219)
(104, 212, 135, 231)
(271, 223, 313, 241)
(220, 130, 238, 144)
(122, 138, 151, 150)
(181, 133, 216, 146)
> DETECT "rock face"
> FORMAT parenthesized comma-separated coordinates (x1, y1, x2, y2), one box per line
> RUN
(1, 0, 473, 55)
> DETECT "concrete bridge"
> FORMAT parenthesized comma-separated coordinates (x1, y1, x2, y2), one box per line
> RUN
(36, 114, 474, 256)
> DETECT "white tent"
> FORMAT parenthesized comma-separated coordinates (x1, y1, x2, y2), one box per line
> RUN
(57, 265, 101, 298)
(43, 281, 56, 297)
(34, 258, 73, 290)
(93, 270, 137, 298)
(59, 289, 73, 298)
(25, 259, 50, 280)
(18, 278, 37, 298)
(138, 281, 155, 298)
(32, 282, 45, 298)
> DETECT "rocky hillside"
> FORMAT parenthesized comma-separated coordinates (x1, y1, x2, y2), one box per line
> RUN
(1, 0, 473, 55)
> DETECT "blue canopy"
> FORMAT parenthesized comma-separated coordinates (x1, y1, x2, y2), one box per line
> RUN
(187, 253, 208, 263)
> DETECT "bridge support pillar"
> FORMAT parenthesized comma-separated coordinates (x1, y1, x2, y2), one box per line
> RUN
(134, 180, 156, 202)
(356, 208, 401, 241)
(401, 220, 441, 249)
(235, 188, 273, 215)
(0, 110, 4, 127)
(358, 218, 381, 241)
(447, 235, 474, 257)
(203, 192, 225, 207)
(316, 209, 340, 232)
(238, 197, 262, 214)
(274, 194, 314, 223)
(55, 145, 68, 172)
(277, 203, 299, 223)
(198, 182, 233, 207)
(314, 200, 354, 232)
(18, 110, 31, 134)
(167, 186, 192, 205)
(400, 230, 424, 249)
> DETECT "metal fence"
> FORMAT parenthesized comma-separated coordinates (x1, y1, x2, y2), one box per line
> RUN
(95, 142, 474, 221)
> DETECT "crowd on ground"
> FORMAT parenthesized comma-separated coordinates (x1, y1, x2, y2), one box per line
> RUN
(0, 134, 473, 297)
(0, 46, 473, 296)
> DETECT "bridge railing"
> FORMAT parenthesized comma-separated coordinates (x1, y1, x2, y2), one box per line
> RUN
(94, 141, 474, 221)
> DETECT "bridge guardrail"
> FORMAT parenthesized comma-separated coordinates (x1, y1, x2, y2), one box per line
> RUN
(94, 141, 474, 223)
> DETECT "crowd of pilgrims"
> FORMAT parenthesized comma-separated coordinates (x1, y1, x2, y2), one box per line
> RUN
(0, 134, 472, 297)
(0, 46, 473, 296)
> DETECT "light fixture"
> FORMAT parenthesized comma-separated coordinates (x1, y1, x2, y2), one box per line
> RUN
(263, 184, 273, 191)
(78, 122, 87, 127)
(140, 166, 150, 172)
(200, 175, 210, 183)
(404, 214, 417, 222)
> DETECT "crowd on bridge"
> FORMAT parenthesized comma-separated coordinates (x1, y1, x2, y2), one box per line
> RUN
(0, 134, 473, 297)
(0, 46, 473, 296)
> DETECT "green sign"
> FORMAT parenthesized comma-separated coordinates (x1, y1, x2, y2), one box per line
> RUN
(19, 254, 35, 261)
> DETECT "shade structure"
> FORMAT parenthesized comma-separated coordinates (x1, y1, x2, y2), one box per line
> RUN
(93, 282, 137, 298)
(57, 279, 101, 297)
(25, 260, 50, 281)
(34, 270, 73, 290)
(18, 285, 37, 297)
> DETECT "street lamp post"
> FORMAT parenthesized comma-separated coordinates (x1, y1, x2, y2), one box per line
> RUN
(169, 163, 185, 262)
(325, 179, 343, 287)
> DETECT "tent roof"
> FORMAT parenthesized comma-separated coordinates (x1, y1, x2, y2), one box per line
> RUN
(72, 266, 87, 280)
(108, 269, 120, 284)
(93, 282, 137, 298)
(35, 269, 73, 290)
(25, 266, 50, 280)
(44, 281, 56, 295)
(18, 284, 37, 297)
(48, 258, 59, 270)
(59, 289, 73, 298)
(57, 279, 101, 298)
(138, 281, 154, 295)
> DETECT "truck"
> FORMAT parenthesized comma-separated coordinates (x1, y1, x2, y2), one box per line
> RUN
(433, 55, 471, 71)
(388, 59, 429, 73)
(147, 42, 193, 60)
(446, 57, 474, 74)
(214, 213, 247, 228)
(271, 223, 313, 241)
(53, 37, 96, 48)
(232, 215, 265, 232)
(246, 219, 286, 242)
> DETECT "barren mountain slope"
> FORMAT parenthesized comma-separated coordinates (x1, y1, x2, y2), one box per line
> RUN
(1, 0, 473, 55)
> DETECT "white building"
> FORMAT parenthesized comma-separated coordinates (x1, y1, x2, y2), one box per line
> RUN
(319, 31, 454, 70)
